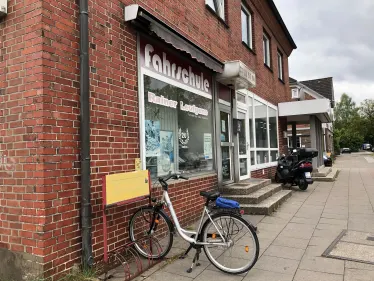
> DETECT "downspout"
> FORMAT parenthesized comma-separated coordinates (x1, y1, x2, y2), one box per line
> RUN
(79, 0, 93, 268)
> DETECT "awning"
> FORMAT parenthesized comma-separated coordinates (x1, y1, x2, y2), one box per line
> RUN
(216, 60, 256, 89)
(278, 99, 332, 123)
(124, 4, 223, 73)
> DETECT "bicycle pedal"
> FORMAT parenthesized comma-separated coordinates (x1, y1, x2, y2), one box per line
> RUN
(179, 255, 187, 259)
(186, 268, 192, 273)
(196, 263, 201, 266)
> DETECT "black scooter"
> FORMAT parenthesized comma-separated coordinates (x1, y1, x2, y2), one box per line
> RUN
(275, 148, 318, 191)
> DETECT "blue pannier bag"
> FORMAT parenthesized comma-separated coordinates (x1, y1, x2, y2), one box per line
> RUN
(216, 197, 240, 209)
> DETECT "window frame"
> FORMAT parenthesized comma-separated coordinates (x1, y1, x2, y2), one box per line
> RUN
(241, 4, 253, 49)
(206, 0, 225, 21)
(263, 32, 271, 67)
(277, 50, 284, 81)
(237, 90, 279, 170)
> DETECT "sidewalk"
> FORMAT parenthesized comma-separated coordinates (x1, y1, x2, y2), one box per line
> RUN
(123, 154, 374, 281)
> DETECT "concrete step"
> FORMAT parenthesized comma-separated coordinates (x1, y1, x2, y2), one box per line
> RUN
(313, 166, 332, 177)
(313, 168, 339, 182)
(223, 184, 282, 204)
(220, 179, 271, 195)
(240, 190, 293, 215)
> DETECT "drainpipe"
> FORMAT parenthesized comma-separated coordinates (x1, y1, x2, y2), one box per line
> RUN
(79, 0, 93, 268)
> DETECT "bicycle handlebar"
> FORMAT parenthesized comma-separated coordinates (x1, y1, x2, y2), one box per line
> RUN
(159, 173, 189, 182)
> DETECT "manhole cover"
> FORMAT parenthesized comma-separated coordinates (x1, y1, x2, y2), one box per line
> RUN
(322, 230, 374, 265)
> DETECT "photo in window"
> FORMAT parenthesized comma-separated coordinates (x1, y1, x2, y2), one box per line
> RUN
(144, 75, 214, 178)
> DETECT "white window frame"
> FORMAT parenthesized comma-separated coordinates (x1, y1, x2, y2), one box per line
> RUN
(277, 51, 283, 80)
(263, 33, 271, 67)
(288, 136, 302, 148)
(237, 90, 279, 171)
(241, 4, 252, 49)
(206, 0, 225, 20)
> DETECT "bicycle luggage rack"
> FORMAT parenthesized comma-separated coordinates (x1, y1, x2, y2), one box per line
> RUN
(100, 170, 161, 281)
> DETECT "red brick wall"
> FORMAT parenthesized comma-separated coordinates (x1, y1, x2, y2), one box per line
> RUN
(0, 0, 294, 279)
(251, 166, 276, 179)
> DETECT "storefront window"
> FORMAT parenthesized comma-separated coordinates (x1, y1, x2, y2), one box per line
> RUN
(256, 151, 269, 164)
(255, 100, 268, 148)
(248, 98, 254, 148)
(144, 75, 214, 178)
(269, 108, 278, 148)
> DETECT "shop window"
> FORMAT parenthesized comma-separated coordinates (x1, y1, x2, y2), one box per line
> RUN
(144, 75, 214, 178)
(254, 100, 268, 148)
(206, 0, 225, 20)
(288, 136, 301, 148)
(241, 4, 253, 49)
(269, 108, 278, 148)
(256, 151, 269, 164)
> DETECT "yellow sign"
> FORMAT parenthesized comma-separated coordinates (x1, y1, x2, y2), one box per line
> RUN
(135, 158, 141, 171)
(104, 170, 149, 205)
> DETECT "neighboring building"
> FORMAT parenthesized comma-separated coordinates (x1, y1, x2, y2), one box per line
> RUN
(281, 77, 335, 167)
(0, 0, 296, 280)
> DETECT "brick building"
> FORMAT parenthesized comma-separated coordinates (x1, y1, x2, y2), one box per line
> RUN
(0, 0, 296, 280)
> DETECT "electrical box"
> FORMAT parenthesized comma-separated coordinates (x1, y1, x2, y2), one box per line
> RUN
(0, 0, 7, 18)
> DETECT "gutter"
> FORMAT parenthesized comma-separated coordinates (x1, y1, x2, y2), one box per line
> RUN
(79, 0, 93, 268)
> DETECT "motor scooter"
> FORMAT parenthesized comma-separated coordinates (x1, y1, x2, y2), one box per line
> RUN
(275, 148, 318, 190)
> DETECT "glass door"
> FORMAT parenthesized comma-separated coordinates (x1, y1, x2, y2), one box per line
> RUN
(238, 110, 250, 180)
(220, 110, 233, 183)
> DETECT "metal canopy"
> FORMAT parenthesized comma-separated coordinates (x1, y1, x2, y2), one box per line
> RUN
(124, 4, 224, 73)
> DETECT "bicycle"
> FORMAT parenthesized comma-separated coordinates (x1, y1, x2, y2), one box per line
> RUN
(128, 173, 259, 274)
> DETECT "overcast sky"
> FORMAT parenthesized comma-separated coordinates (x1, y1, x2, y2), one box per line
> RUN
(273, 0, 374, 105)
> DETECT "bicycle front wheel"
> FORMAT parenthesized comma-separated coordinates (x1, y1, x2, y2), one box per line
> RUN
(201, 213, 259, 274)
(129, 207, 173, 259)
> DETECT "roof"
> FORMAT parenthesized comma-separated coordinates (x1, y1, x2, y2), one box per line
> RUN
(299, 77, 335, 103)
(267, 0, 297, 50)
(289, 77, 297, 84)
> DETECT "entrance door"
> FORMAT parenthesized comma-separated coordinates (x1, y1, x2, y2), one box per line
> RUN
(220, 110, 234, 183)
(238, 110, 250, 180)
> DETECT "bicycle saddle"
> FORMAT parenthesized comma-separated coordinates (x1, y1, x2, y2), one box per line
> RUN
(200, 190, 220, 201)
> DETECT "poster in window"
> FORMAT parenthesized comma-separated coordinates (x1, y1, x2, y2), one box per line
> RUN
(145, 120, 160, 157)
(204, 133, 213, 159)
(158, 131, 175, 176)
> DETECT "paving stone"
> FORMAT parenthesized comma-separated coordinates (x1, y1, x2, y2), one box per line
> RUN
(303, 245, 327, 257)
(263, 245, 304, 260)
(243, 269, 293, 281)
(193, 269, 244, 281)
(279, 223, 315, 240)
(315, 223, 346, 231)
(299, 256, 345, 275)
(256, 222, 286, 232)
(144, 271, 193, 281)
(344, 268, 374, 281)
(290, 216, 320, 225)
(260, 216, 290, 225)
(272, 235, 309, 249)
(253, 255, 299, 275)
(345, 261, 374, 271)
(293, 269, 343, 281)
(319, 218, 348, 226)
(162, 256, 209, 278)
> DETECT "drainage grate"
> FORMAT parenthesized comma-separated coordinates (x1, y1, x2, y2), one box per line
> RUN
(322, 230, 374, 265)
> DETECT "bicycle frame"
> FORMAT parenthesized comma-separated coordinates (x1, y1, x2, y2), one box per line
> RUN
(161, 189, 229, 247)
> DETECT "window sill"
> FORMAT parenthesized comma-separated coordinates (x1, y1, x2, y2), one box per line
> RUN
(242, 42, 256, 55)
(278, 78, 285, 84)
(205, 5, 229, 28)
(250, 162, 277, 171)
(264, 63, 273, 73)
(156, 171, 217, 185)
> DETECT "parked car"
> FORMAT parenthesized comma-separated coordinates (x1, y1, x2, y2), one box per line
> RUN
(341, 148, 351, 154)
(323, 153, 332, 167)
(363, 143, 372, 150)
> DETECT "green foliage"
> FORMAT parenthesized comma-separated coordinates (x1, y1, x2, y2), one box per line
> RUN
(333, 94, 373, 151)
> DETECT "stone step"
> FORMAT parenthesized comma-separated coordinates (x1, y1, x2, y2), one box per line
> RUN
(313, 168, 339, 182)
(312, 166, 332, 177)
(220, 179, 271, 195)
(223, 184, 282, 204)
(240, 190, 293, 215)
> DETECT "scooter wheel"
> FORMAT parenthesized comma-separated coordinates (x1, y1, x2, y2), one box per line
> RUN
(299, 181, 308, 191)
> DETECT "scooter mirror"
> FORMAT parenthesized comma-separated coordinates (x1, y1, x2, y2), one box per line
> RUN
(293, 149, 297, 153)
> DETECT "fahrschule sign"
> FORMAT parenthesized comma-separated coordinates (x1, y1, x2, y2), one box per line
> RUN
(139, 36, 212, 95)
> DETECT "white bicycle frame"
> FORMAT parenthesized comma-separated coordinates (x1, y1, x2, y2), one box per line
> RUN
(162, 190, 230, 247)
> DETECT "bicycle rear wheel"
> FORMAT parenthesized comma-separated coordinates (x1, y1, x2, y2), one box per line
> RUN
(129, 207, 173, 259)
(201, 212, 259, 274)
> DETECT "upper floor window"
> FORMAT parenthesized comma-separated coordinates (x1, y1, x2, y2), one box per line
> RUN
(277, 51, 283, 80)
(263, 33, 271, 67)
(206, 0, 225, 20)
(241, 5, 253, 49)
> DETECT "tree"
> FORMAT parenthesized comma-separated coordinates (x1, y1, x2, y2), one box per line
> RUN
(360, 99, 374, 145)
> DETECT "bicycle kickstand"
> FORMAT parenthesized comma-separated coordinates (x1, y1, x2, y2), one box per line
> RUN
(179, 234, 195, 259)
(186, 248, 201, 273)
